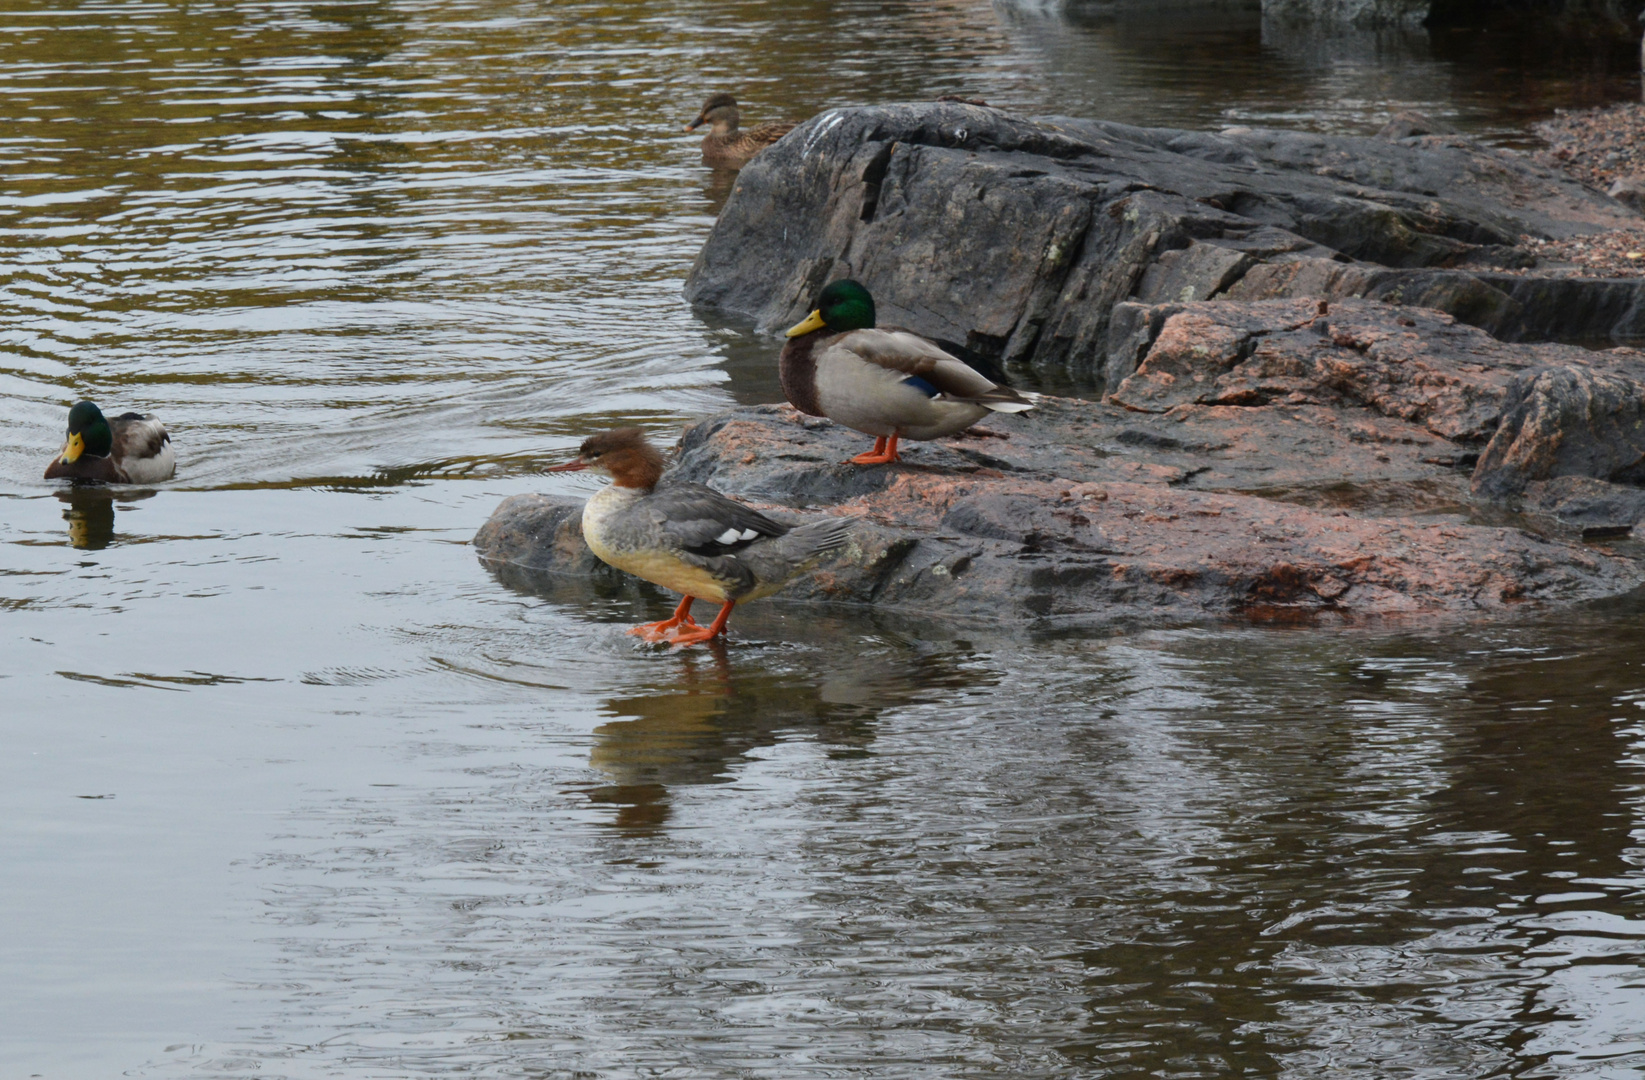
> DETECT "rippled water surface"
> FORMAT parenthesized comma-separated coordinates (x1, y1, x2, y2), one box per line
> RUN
(5, 1, 1645, 1077)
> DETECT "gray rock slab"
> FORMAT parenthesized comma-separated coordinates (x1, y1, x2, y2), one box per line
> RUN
(475, 403, 1644, 627)
(686, 103, 1645, 380)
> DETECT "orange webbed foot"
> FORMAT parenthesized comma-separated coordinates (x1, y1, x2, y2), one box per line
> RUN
(846, 434, 900, 466)
(663, 601, 735, 648)
(664, 624, 722, 647)
(628, 596, 699, 642)
(629, 616, 700, 643)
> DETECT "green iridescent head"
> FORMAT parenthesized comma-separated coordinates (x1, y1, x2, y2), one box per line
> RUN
(61, 401, 113, 463)
(785, 279, 877, 337)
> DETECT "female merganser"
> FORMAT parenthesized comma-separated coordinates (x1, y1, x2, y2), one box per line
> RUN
(684, 93, 797, 170)
(44, 400, 175, 483)
(546, 427, 853, 646)
(781, 279, 1033, 465)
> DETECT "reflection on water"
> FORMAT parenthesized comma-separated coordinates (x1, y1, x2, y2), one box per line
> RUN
(55, 488, 158, 550)
(588, 648, 837, 833)
(59, 489, 117, 551)
(698, 166, 742, 218)
(588, 641, 985, 784)
(1001, 1, 1642, 141)
(497, 562, 998, 833)
(90, 576, 1643, 1078)
(1, 0, 1644, 1076)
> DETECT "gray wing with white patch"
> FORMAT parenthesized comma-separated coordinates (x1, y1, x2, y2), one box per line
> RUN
(645, 482, 791, 558)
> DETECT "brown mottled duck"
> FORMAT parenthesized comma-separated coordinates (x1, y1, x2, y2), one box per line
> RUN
(684, 92, 798, 169)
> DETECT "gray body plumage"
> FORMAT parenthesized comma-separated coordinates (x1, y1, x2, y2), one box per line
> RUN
(582, 480, 853, 603)
(783, 327, 1033, 442)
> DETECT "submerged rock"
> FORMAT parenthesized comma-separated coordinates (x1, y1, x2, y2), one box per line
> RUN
(685, 103, 1644, 381)
(476, 299, 1645, 627)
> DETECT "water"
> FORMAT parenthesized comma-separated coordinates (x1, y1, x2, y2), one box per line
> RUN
(3, 1, 1645, 1076)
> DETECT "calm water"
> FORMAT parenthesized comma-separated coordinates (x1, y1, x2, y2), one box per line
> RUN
(4, 1, 1645, 1076)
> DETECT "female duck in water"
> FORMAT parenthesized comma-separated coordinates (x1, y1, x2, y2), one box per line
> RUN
(684, 92, 797, 169)
(781, 279, 1033, 465)
(44, 400, 175, 483)
(546, 427, 853, 646)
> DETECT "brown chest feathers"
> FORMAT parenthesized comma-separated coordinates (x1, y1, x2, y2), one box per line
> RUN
(779, 331, 828, 417)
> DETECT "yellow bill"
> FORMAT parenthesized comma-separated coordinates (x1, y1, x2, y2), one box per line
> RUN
(60, 432, 85, 464)
(785, 309, 826, 338)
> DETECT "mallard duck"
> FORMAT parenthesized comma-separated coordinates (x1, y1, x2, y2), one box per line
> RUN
(43, 400, 175, 483)
(781, 280, 1034, 465)
(546, 427, 853, 645)
(684, 93, 797, 170)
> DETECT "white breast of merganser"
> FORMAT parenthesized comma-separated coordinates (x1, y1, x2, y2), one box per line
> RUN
(581, 483, 645, 558)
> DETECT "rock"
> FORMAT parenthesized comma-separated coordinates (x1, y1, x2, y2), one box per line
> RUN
(477, 299, 1645, 626)
(1107, 295, 1645, 438)
(1135, 240, 1256, 304)
(473, 493, 612, 577)
(686, 103, 1645, 377)
(1224, 258, 1645, 345)
(1264, 0, 1645, 31)
(1608, 175, 1645, 212)
(1100, 297, 1645, 509)
(1471, 365, 1645, 498)
(1379, 110, 1458, 140)
(1523, 475, 1645, 532)
(474, 406, 1640, 625)
(1110, 297, 1549, 440)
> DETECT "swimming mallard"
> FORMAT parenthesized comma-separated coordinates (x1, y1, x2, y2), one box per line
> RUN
(43, 400, 176, 483)
(781, 280, 1033, 465)
(684, 93, 797, 170)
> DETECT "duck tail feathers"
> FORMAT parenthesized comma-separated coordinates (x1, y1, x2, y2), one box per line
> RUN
(742, 515, 857, 587)
(785, 515, 856, 560)
(977, 386, 1035, 413)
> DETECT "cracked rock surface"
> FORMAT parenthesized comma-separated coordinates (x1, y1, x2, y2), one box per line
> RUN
(684, 102, 1645, 381)
(475, 299, 1645, 626)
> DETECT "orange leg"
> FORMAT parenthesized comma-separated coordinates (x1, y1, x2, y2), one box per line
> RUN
(664, 600, 735, 647)
(628, 594, 700, 642)
(848, 433, 901, 466)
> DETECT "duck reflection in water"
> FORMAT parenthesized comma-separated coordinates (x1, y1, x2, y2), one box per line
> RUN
(581, 613, 998, 836)
(482, 560, 997, 834)
(699, 166, 738, 217)
(587, 642, 735, 833)
(57, 488, 157, 551)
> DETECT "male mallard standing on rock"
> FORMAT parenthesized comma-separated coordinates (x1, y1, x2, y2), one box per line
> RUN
(684, 92, 797, 169)
(781, 280, 1034, 465)
(44, 400, 175, 483)
(546, 427, 853, 646)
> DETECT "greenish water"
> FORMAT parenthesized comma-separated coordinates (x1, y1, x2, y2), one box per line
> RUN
(3, 1, 1645, 1076)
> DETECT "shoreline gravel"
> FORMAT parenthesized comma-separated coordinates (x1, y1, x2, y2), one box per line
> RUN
(1512, 101, 1645, 278)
